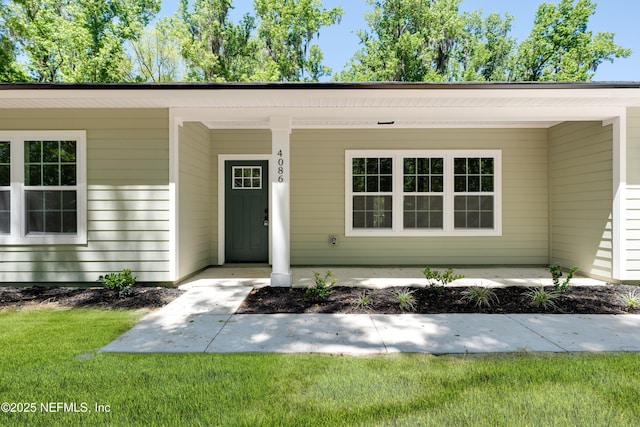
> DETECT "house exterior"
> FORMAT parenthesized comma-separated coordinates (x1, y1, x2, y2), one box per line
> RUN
(0, 82, 639, 285)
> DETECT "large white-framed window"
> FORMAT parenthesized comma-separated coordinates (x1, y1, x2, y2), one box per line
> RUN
(0, 131, 87, 245)
(346, 150, 502, 236)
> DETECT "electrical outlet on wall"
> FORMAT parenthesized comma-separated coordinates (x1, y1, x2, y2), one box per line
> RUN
(329, 235, 338, 246)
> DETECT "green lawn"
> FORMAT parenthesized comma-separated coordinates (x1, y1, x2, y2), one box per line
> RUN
(2, 308, 640, 426)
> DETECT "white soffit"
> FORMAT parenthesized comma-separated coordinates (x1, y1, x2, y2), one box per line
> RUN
(1, 85, 639, 129)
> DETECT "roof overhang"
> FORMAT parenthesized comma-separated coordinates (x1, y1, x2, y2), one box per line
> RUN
(2, 82, 640, 129)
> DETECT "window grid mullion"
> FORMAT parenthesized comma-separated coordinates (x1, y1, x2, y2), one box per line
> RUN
(444, 156, 454, 232)
(14, 137, 23, 238)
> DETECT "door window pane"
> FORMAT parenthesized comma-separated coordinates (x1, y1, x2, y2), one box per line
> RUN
(232, 166, 262, 189)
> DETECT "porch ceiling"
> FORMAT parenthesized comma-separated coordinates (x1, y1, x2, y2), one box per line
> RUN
(2, 83, 640, 129)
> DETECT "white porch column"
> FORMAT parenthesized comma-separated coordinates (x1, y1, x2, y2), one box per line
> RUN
(168, 110, 182, 283)
(270, 116, 292, 286)
(610, 114, 628, 282)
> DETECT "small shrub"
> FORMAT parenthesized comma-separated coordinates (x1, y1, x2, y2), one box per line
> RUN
(549, 263, 578, 294)
(461, 285, 499, 308)
(523, 287, 559, 311)
(354, 290, 373, 311)
(98, 268, 137, 298)
(305, 270, 336, 301)
(393, 288, 417, 312)
(422, 267, 464, 289)
(617, 289, 640, 311)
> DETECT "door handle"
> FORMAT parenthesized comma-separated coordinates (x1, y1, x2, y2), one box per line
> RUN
(263, 208, 269, 227)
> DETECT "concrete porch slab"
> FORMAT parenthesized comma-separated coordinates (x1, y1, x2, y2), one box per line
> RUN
(179, 266, 609, 290)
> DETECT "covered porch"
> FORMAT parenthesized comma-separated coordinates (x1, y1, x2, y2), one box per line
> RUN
(178, 266, 609, 290)
(170, 84, 635, 286)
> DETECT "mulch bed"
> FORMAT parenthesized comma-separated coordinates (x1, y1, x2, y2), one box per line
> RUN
(237, 285, 640, 315)
(0, 286, 184, 310)
(3, 284, 639, 315)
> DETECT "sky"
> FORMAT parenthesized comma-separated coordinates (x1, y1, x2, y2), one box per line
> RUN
(159, 0, 640, 81)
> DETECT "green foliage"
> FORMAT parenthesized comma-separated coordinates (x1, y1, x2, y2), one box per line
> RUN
(0, 0, 631, 83)
(1, 0, 160, 82)
(305, 270, 336, 301)
(0, 31, 28, 82)
(98, 268, 137, 298)
(339, 0, 466, 82)
(455, 10, 516, 81)
(393, 287, 417, 312)
(129, 25, 184, 82)
(354, 290, 373, 311)
(461, 285, 499, 308)
(339, 0, 629, 82)
(169, 0, 260, 82)
(617, 289, 640, 311)
(255, 0, 343, 81)
(549, 263, 578, 293)
(422, 267, 464, 289)
(514, 0, 631, 81)
(523, 287, 559, 311)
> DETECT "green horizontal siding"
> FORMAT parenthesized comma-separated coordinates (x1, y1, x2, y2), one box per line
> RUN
(290, 128, 549, 265)
(549, 121, 613, 280)
(0, 109, 170, 282)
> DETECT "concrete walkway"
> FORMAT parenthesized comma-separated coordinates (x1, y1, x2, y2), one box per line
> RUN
(102, 267, 640, 355)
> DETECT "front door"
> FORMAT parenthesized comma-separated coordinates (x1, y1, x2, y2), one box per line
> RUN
(225, 160, 269, 262)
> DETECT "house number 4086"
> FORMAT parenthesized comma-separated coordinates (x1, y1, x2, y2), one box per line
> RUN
(277, 149, 285, 182)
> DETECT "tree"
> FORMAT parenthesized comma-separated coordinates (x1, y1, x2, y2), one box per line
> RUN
(1, 0, 159, 82)
(170, 0, 259, 82)
(338, 0, 465, 82)
(514, 0, 630, 81)
(0, 23, 28, 82)
(64, 0, 160, 82)
(254, 0, 343, 82)
(129, 24, 183, 82)
(2, 0, 66, 82)
(455, 11, 516, 81)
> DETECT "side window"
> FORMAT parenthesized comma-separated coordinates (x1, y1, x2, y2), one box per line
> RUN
(0, 131, 86, 245)
(24, 140, 78, 234)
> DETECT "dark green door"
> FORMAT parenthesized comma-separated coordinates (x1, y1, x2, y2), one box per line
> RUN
(225, 160, 269, 262)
